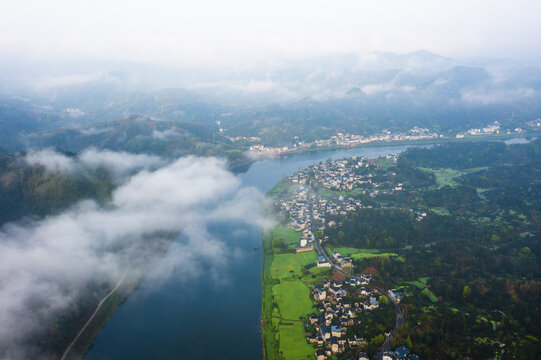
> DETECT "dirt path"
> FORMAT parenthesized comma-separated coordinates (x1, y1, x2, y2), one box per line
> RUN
(60, 273, 126, 360)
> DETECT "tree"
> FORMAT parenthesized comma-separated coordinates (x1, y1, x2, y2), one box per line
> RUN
(273, 237, 284, 248)
(462, 285, 471, 301)
(406, 335, 413, 349)
(370, 333, 385, 346)
(519, 246, 531, 259)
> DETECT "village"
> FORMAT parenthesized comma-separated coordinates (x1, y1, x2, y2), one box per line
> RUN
(227, 121, 537, 157)
(273, 155, 425, 256)
(307, 271, 420, 360)
(270, 156, 423, 359)
(246, 128, 441, 156)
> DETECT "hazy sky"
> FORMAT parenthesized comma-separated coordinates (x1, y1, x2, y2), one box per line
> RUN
(1, 0, 540, 66)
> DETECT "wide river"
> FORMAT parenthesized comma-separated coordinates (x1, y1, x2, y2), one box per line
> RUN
(85, 145, 411, 360)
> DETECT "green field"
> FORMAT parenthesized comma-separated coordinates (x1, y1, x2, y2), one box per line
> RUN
(271, 252, 318, 280)
(262, 226, 319, 360)
(406, 277, 438, 302)
(278, 323, 314, 359)
(407, 280, 425, 289)
(266, 180, 301, 198)
(376, 157, 396, 169)
(419, 167, 487, 188)
(270, 225, 302, 249)
(326, 247, 401, 260)
(422, 288, 439, 303)
(272, 280, 315, 320)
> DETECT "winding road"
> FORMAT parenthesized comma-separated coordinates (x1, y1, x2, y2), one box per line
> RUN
(375, 287, 403, 353)
(60, 273, 126, 360)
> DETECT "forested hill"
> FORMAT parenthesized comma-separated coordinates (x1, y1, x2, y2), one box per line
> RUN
(24, 115, 237, 156)
(399, 139, 541, 169)
(0, 153, 115, 225)
(321, 140, 541, 358)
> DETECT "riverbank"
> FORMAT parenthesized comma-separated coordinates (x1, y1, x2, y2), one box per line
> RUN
(246, 132, 540, 177)
(261, 180, 332, 359)
(263, 131, 541, 158)
(261, 226, 326, 360)
(63, 279, 135, 360)
(62, 239, 173, 360)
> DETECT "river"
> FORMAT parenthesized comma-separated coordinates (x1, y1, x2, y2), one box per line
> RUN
(85, 145, 411, 360)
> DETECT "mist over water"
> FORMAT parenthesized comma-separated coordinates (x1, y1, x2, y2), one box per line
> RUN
(0, 151, 265, 359)
(0, 1, 540, 358)
(85, 145, 409, 359)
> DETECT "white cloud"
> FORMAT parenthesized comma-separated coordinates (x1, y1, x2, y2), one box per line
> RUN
(23, 148, 166, 178)
(0, 155, 264, 358)
(24, 149, 77, 173)
(30, 73, 105, 89)
(361, 82, 416, 95)
(461, 87, 537, 105)
(78, 126, 114, 136)
(152, 129, 182, 139)
(79, 148, 166, 177)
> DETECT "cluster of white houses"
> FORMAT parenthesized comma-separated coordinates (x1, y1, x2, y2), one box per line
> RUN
(289, 156, 401, 193)
(327, 128, 439, 148)
(274, 156, 430, 256)
(307, 276, 420, 360)
(275, 157, 383, 233)
(307, 276, 375, 356)
(316, 347, 420, 360)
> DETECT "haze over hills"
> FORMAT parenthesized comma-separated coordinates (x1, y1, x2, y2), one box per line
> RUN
(1, 1, 541, 358)
(1, 51, 541, 152)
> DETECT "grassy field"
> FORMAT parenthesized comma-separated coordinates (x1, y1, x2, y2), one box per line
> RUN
(422, 288, 439, 302)
(406, 277, 438, 302)
(270, 225, 302, 249)
(407, 280, 425, 289)
(262, 226, 319, 360)
(326, 247, 401, 261)
(271, 252, 317, 280)
(267, 180, 300, 198)
(278, 323, 314, 359)
(376, 157, 396, 169)
(272, 280, 315, 320)
(419, 167, 487, 188)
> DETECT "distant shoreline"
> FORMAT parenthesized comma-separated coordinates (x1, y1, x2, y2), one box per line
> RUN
(241, 132, 540, 172)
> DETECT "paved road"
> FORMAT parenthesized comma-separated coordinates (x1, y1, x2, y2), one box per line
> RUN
(307, 186, 404, 356)
(60, 273, 126, 360)
(307, 188, 347, 277)
(375, 286, 403, 354)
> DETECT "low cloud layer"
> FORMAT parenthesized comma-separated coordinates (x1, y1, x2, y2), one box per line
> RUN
(360, 82, 416, 96)
(24, 148, 166, 178)
(461, 87, 538, 105)
(1, 152, 265, 358)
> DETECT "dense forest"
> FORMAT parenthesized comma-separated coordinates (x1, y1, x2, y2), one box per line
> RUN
(323, 140, 541, 359)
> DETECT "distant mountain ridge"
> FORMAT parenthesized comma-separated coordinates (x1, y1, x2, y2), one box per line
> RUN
(23, 115, 237, 158)
(1, 50, 540, 148)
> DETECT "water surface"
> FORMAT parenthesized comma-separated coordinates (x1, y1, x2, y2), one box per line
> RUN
(85, 145, 410, 360)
